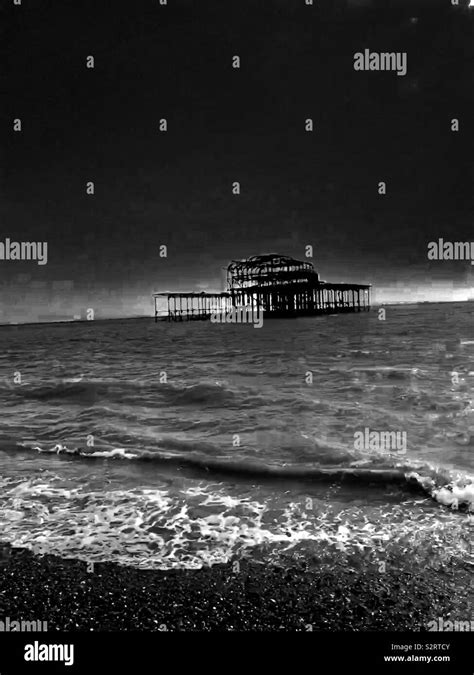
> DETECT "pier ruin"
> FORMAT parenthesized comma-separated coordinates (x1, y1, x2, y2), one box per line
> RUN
(153, 253, 371, 322)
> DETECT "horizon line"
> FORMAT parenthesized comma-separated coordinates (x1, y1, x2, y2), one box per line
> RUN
(1, 299, 473, 328)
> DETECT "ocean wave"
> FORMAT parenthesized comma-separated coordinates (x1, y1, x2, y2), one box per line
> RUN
(162, 382, 237, 406)
(1, 378, 261, 408)
(0, 477, 470, 571)
(11, 442, 474, 512)
(3, 379, 128, 404)
(347, 366, 426, 380)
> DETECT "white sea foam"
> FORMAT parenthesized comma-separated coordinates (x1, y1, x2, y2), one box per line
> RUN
(0, 475, 470, 570)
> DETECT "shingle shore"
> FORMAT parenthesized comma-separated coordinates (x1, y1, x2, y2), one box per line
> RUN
(0, 546, 469, 631)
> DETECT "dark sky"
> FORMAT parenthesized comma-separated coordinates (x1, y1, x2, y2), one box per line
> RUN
(1, 0, 473, 322)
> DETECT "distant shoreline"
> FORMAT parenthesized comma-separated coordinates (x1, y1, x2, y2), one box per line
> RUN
(0, 316, 153, 328)
(0, 300, 472, 328)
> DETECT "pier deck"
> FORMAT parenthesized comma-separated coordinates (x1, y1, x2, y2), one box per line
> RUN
(153, 292, 231, 322)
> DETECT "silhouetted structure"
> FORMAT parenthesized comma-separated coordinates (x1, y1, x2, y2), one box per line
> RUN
(153, 291, 231, 322)
(154, 253, 371, 321)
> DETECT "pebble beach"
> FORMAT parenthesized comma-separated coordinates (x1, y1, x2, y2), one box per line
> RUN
(0, 545, 470, 632)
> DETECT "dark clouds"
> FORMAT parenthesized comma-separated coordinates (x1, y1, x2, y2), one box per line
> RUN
(1, 0, 473, 321)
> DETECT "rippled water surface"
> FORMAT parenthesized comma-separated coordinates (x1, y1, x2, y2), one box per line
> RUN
(0, 303, 472, 569)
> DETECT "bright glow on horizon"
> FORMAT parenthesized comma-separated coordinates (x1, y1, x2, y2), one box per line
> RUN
(372, 284, 473, 305)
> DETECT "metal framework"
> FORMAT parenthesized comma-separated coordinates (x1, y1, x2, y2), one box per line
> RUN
(154, 253, 371, 321)
(226, 253, 370, 317)
(153, 291, 231, 321)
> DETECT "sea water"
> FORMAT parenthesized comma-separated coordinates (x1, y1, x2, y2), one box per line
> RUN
(0, 303, 472, 571)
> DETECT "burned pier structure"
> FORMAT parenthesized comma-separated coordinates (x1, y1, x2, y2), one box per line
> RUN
(227, 254, 370, 318)
(154, 253, 371, 321)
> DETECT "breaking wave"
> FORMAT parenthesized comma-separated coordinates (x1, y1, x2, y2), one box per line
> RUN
(0, 473, 471, 571)
(10, 442, 474, 512)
